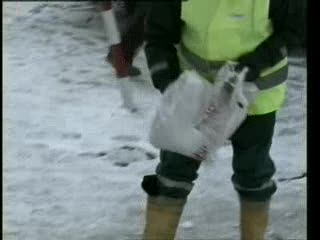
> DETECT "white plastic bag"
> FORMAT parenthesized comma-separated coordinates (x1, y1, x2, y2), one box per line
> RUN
(149, 64, 257, 160)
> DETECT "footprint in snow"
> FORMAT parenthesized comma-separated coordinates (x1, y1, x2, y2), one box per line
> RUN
(78, 69, 91, 74)
(28, 143, 49, 150)
(62, 31, 74, 36)
(110, 145, 157, 167)
(28, 4, 48, 14)
(76, 80, 104, 86)
(17, 62, 27, 67)
(61, 132, 82, 139)
(78, 151, 108, 158)
(59, 77, 73, 84)
(111, 135, 141, 142)
(277, 127, 298, 137)
(78, 146, 157, 167)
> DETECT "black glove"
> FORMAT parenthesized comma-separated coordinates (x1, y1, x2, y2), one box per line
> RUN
(235, 63, 260, 82)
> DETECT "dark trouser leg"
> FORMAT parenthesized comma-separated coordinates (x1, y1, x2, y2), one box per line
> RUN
(230, 111, 277, 240)
(142, 151, 201, 240)
(142, 150, 201, 199)
(121, 16, 145, 64)
(230, 111, 277, 201)
(120, 16, 144, 77)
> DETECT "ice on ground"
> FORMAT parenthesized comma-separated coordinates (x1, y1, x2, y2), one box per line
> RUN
(3, 2, 306, 240)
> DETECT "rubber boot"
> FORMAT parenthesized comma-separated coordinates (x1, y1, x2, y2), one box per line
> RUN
(143, 196, 186, 240)
(240, 199, 270, 240)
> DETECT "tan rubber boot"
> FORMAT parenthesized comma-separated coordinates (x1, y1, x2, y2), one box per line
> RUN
(240, 199, 270, 240)
(143, 196, 186, 240)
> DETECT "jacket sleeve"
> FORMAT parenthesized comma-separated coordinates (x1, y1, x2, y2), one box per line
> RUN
(144, 1, 182, 92)
(238, 0, 306, 74)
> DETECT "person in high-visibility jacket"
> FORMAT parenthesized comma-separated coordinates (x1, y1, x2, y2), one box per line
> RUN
(141, 1, 304, 239)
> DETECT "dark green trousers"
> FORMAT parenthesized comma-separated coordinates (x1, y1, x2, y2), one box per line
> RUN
(142, 112, 277, 202)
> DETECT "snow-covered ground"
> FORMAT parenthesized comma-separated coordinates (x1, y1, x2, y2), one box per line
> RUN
(3, 2, 306, 240)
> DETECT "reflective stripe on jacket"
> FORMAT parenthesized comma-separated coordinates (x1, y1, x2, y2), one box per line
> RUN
(180, 0, 288, 115)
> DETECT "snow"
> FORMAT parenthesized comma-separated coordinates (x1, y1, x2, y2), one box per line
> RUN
(3, 2, 306, 240)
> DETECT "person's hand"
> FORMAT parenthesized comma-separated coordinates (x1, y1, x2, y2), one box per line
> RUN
(192, 145, 209, 161)
(233, 63, 260, 103)
(234, 63, 260, 82)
